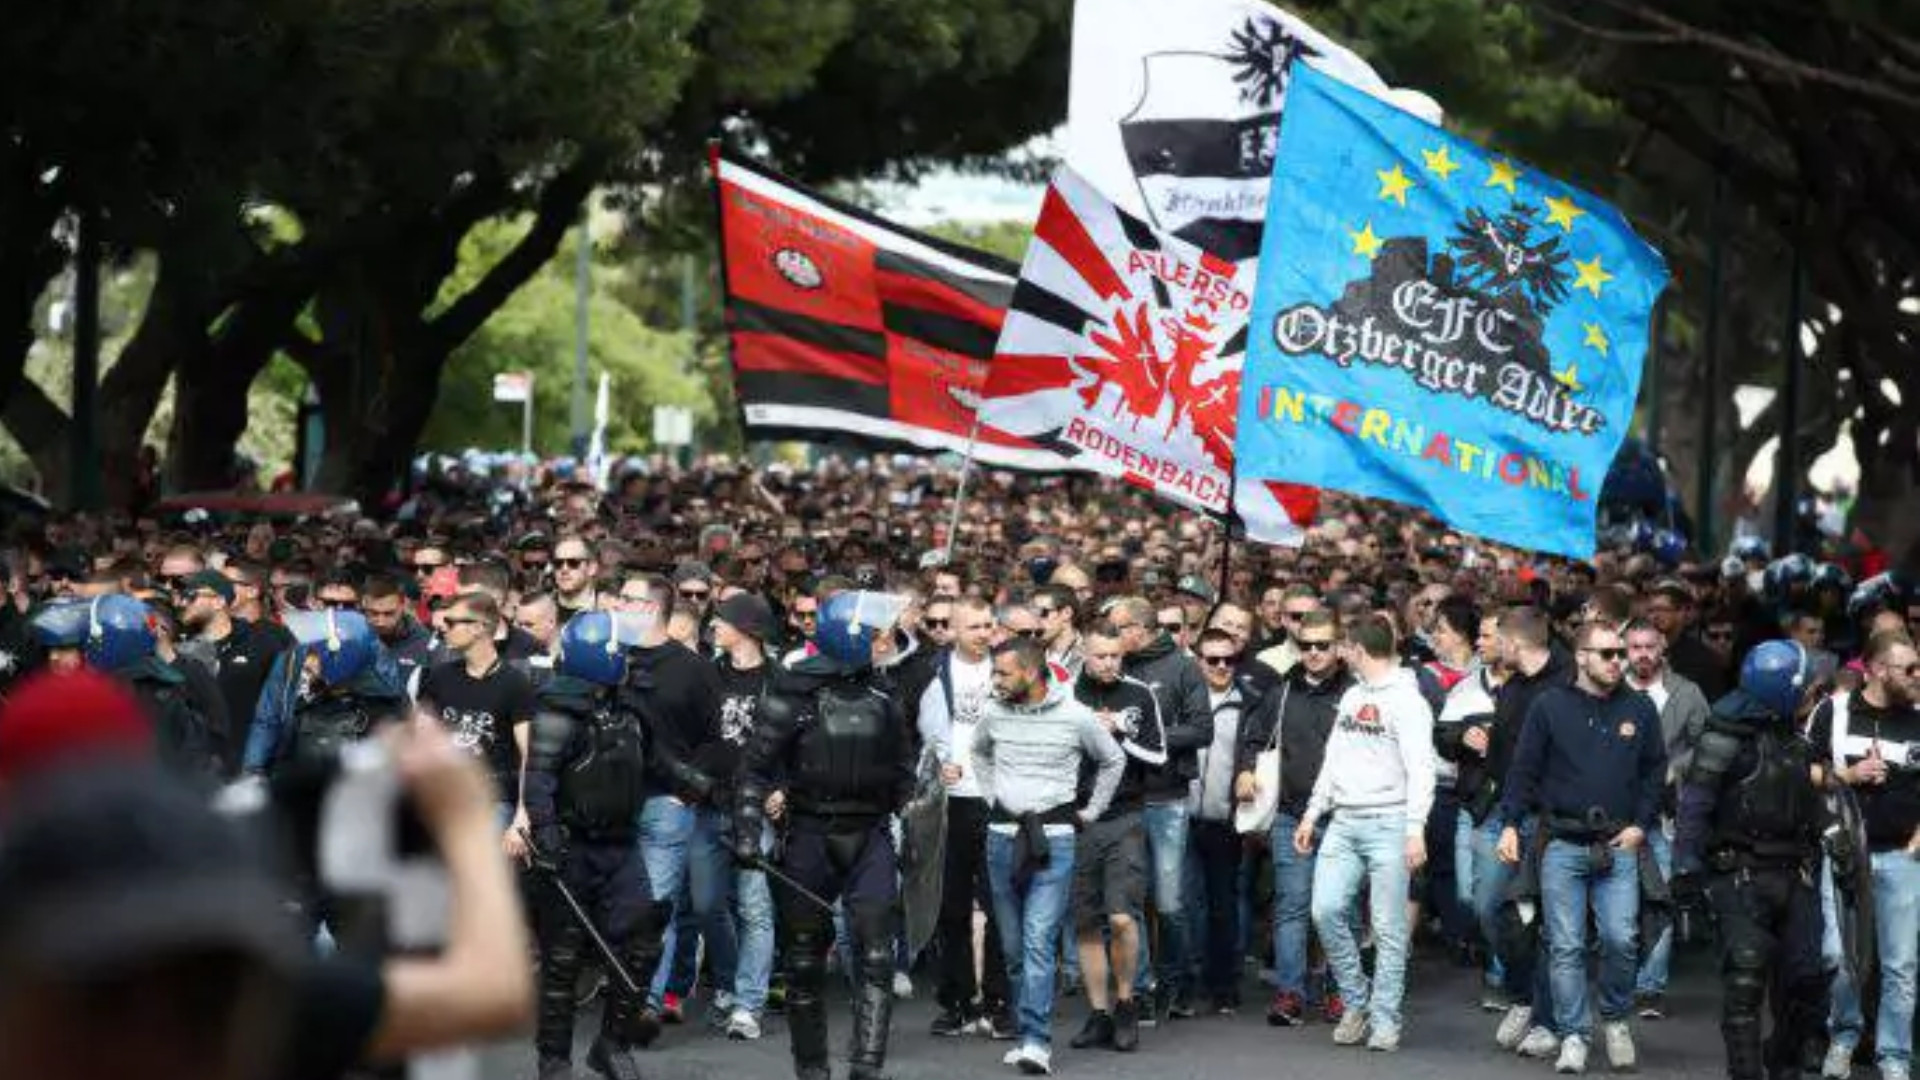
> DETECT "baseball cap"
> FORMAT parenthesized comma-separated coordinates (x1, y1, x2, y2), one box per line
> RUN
(0, 764, 299, 978)
(180, 569, 237, 604)
(1176, 574, 1218, 605)
(714, 593, 775, 642)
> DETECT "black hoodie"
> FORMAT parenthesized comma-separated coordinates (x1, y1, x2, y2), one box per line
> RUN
(621, 640, 725, 805)
(1123, 632, 1211, 796)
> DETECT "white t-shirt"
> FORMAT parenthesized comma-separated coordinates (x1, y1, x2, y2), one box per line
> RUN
(1630, 674, 1671, 715)
(945, 654, 993, 799)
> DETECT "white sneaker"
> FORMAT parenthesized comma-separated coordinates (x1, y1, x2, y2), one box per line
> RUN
(1822, 1042, 1855, 1080)
(1496, 1005, 1534, 1050)
(1014, 1044, 1053, 1075)
(1003, 1047, 1024, 1066)
(1557, 1035, 1590, 1075)
(892, 971, 914, 1000)
(1332, 1008, 1370, 1046)
(1519, 1027, 1563, 1059)
(725, 1008, 761, 1041)
(1602, 1021, 1637, 1072)
(1367, 1025, 1402, 1052)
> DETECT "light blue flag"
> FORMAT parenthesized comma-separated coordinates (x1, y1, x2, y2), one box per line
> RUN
(1235, 65, 1668, 559)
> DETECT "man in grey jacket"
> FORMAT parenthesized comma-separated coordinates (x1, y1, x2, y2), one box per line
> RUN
(1623, 618, 1710, 1018)
(974, 638, 1125, 1076)
(1107, 596, 1211, 1021)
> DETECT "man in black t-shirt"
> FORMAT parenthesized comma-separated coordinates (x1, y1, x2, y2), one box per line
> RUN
(1806, 630, 1920, 1080)
(418, 592, 538, 848)
(177, 569, 286, 776)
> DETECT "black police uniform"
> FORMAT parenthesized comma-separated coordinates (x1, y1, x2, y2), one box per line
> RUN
(523, 674, 664, 1078)
(735, 656, 914, 1080)
(1674, 691, 1828, 1080)
(120, 655, 223, 779)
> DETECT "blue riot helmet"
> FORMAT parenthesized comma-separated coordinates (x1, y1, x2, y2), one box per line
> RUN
(815, 591, 909, 669)
(1812, 563, 1853, 594)
(558, 611, 634, 686)
(31, 599, 92, 651)
(79, 594, 157, 670)
(284, 609, 378, 686)
(1848, 571, 1912, 623)
(1732, 537, 1771, 564)
(1649, 528, 1687, 568)
(1763, 554, 1815, 603)
(1740, 640, 1812, 722)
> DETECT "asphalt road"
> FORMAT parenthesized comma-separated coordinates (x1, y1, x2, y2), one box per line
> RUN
(475, 946, 1739, 1080)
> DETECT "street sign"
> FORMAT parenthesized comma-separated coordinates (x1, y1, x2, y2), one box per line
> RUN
(653, 405, 694, 447)
(492, 372, 532, 403)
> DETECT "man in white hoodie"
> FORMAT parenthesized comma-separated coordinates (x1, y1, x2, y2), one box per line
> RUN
(1293, 614, 1436, 1053)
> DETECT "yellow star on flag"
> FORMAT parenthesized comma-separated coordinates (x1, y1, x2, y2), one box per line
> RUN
(1573, 255, 1614, 298)
(1349, 222, 1384, 259)
(1582, 322, 1610, 356)
(1554, 364, 1585, 395)
(1377, 164, 1415, 207)
(1545, 195, 1586, 233)
(1421, 145, 1460, 181)
(1485, 159, 1522, 195)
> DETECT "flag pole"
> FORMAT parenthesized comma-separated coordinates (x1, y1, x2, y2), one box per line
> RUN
(1215, 465, 1237, 605)
(942, 414, 984, 565)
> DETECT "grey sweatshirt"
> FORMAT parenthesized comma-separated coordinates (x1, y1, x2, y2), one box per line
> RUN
(1305, 665, 1437, 838)
(972, 679, 1125, 822)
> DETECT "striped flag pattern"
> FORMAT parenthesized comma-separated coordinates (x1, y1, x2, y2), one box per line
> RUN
(712, 150, 1071, 470)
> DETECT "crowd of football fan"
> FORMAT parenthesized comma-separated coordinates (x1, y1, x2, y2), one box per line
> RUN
(0, 455, 1915, 1080)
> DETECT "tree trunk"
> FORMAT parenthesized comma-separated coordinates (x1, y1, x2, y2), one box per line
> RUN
(165, 285, 311, 492)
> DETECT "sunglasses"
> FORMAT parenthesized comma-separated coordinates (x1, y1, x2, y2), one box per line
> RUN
(412, 561, 444, 572)
(554, 557, 589, 568)
(318, 598, 358, 611)
(1016, 628, 1045, 640)
(1585, 647, 1627, 661)
(923, 618, 950, 630)
(1298, 639, 1337, 653)
(1159, 620, 1185, 631)
(1201, 655, 1239, 668)
(679, 588, 710, 600)
(794, 610, 818, 621)
(442, 616, 482, 628)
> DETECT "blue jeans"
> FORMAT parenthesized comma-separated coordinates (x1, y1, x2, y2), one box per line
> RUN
(730, 823, 776, 1015)
(1133, 800, 1190, 995)
(1311, 811, 1413, 1032)
(1473, 816, 1541, 1004)
(1634, 826, 1673, 996)
(986, 827, 1077, 1049)
(1826, 851, 1920, 1068)
(1540, 837, 1640, 1036)
(638, 796, 736, 1006)
(1268, 810, 1317, 997)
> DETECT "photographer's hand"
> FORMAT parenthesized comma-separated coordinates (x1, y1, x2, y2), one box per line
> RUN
(365, 714, 533, 1062)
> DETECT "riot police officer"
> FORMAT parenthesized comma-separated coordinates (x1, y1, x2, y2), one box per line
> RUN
(30, 595, 219, 778)
(735, 591, 915, 1080)
(523, 612, 664, 1080)
(240, 610, 409, 776)
(1674, 640, 1830, 1080)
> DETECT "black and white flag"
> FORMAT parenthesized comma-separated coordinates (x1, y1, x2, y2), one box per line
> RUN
(1067, 0, 1442, 264)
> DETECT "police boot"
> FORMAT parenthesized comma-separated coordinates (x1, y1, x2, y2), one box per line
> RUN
(608, 903, 666, 1051)
(538, 923, 588, 1068)
(848, 974, 896, 1080)
(787, 924, 833, 1079)
(586, 1036, 645, 1080)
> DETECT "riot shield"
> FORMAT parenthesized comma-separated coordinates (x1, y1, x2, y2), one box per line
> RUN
(1825, 785, 1878, 1023)
(898, 748, 948, 958)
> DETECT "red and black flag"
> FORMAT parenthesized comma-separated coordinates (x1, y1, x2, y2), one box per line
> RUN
(711, 150, 1074, 469)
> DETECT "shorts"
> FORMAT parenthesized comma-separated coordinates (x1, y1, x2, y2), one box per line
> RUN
(1072, 810, 1146, 934)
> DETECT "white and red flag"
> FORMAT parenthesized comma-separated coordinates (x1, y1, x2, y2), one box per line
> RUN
(976, 166, 1318, 544)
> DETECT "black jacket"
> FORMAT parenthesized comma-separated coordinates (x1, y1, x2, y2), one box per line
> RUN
(1234, 665, 1354, 817)
(621, 640, 726, 805)
(1074, 673, 1169, 818)
(1487, 646, 1573, 804)
(1123, 633, 1211, 798)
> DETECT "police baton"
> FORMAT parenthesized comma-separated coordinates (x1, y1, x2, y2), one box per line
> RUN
(518, 828, 645, 998)
(746, 855, 838, 915)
